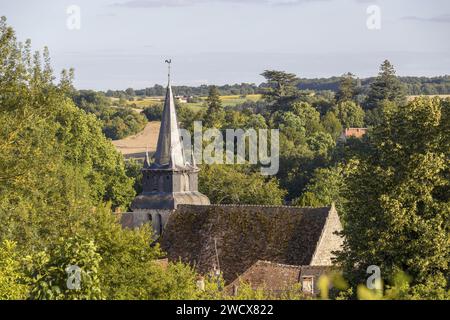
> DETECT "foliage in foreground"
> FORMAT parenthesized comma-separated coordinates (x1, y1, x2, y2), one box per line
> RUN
(338, 97, 450, 299)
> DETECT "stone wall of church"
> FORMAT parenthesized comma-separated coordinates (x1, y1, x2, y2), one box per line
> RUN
(310, 206, 344, 266)
(120, 209, 172, 235)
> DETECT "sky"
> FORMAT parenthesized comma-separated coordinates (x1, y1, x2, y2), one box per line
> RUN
(1, 0, 449, 90)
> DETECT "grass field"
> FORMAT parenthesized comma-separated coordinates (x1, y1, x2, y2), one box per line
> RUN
(123, 94, 262, 112)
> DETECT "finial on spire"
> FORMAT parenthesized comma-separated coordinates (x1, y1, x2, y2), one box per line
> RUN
(165, 59, 172, 85)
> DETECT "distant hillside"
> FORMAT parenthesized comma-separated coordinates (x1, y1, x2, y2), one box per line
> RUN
(104, 75, 450, 98)
(296, 75, 450, 95)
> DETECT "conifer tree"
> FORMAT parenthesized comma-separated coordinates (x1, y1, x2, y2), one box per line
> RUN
(365, 60, 406, 110)
(336, 72, 357, 103)
(204, 85, 225, 128)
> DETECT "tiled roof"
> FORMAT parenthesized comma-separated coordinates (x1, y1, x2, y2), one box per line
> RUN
(343, 128, 367, 138)
(160, 205, 333, 283)
(225, 260, 333, 294)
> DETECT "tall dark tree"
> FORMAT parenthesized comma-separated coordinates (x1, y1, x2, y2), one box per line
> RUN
(365, 60, 406, 110)
(261, 70, 299, 112)
(335, 72, 357, 103)
(204, 85, 224, 128)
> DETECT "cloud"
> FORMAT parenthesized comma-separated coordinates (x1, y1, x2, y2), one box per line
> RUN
(401, 14, 450, 24)
(111, 0, 330, 9)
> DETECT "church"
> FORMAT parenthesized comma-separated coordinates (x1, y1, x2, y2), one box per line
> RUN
(120, 72, 344, 295)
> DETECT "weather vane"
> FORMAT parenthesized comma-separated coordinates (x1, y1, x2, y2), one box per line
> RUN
(165, 59, 172, 84)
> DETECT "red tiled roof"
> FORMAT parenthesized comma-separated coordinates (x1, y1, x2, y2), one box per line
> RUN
(343, 128, 367, 138)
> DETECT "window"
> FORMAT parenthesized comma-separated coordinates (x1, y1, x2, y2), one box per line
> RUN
(155, 213, 163, 235)
(301, 276, 314, 295)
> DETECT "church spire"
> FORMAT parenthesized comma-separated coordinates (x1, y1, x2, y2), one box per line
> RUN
(152, 60, 186, 169)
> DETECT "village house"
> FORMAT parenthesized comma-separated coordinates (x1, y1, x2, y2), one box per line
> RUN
(339, 128, 368, 142)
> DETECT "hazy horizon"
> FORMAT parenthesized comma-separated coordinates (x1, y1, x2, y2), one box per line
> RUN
(1, 0, 449, 90)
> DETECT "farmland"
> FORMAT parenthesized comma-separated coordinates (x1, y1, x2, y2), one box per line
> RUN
(123, 94, 262, 112)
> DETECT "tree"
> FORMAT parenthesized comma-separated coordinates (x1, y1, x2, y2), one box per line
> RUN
(261, 70, 298, 101)
(365, 60, 406, 110)
(335, 72, 357, 103)
(125, 87, 135, 97)
(338, 97, 450, 299)
(204, 86, 225, 128)
(293, 166, 344, 207)
(291, 102, 323, 134)
(261, 70, 299, 112)
(0, 240, 29, 299)
(331, 101, 365, 128)
(199, 165, 286, 205)
(26, 236, 104, 300)
(322, 112, 343, 140)
(143, 103, 163, 121)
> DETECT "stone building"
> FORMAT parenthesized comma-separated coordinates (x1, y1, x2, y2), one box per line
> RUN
(121, 72, 344, 293)
(124, 77, 209, 234)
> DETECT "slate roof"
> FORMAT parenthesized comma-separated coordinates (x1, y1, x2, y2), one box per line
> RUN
(160, 204, 335, 283)
(151, 80, 191, 171)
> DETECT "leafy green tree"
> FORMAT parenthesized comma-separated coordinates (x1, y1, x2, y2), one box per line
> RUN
(293, 166, 344, 207)
(199, 165, 286, 205)
(306, 132, 335, 157)
(331, 101, 365, 129)
(291, 102, 323, 134)
(125, 87, 135, 97)
(125, 158, 143, 195)
(178, 104, 205, 132)
(0, 240, 29, 299)
(77, 205, 202, 300)
(0, 16, 134, 251)
(72, 90, 147, 140)
(26, 236, 104, 300)
(143, 103, 163, 121)
(322, 111, 343, 140)
(335, 72, 357, 103)
(364, 100, 397, 127)
(338, 97, 450, 299)
(365, 60, 406, 110)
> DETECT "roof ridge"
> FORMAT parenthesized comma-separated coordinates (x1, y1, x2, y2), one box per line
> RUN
(178, 204, 331, 210)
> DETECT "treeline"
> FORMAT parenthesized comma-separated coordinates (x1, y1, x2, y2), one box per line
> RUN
(297, 75, 450, 95)
(104, 75, 450, 99)
(71, 90, 147, 140)
(106, 83, 259, 98)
